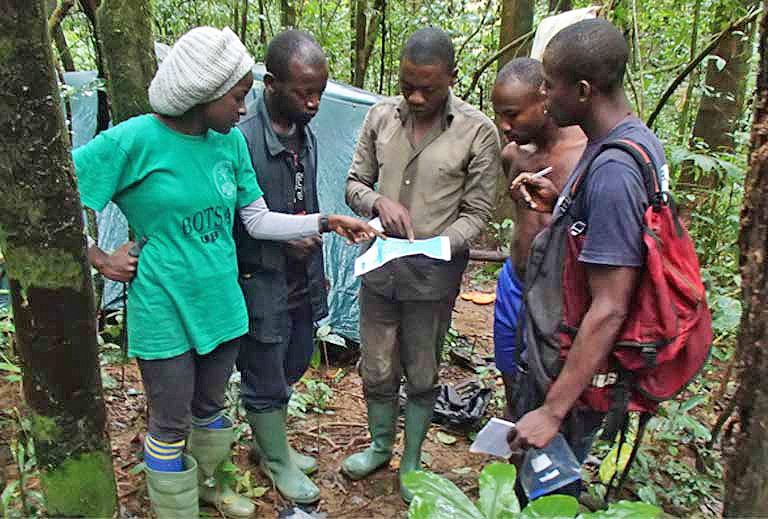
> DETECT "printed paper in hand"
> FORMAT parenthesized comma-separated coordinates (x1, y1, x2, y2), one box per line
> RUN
(469, 417, 516, 459)
(353, 235, 451, 277)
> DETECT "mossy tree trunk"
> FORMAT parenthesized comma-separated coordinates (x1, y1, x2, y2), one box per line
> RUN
(96, 0, 156, 124)
(679, 0, 756, 190)
(0, 1, 117, 517)
(725, 3, 768, 515)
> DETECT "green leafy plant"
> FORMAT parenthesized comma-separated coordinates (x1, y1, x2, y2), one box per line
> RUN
(310, 324, 347, 369)
(288, 378, 334, 418)
(403, 463, 661, 519)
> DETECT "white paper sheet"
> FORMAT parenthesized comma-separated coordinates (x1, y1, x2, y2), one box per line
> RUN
(353, 235, 451, 277)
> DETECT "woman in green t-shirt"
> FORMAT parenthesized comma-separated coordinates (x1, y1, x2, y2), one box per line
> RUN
(74, 26, 377, 518)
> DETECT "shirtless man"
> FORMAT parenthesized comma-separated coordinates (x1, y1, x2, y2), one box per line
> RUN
(491, 57, 586, 416)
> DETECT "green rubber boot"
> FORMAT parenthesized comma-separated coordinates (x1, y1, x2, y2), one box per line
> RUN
(187, 425, 255, 518)
(398, 400, 434, 503)
(247, 410, 320, 503)
(249, 408, 317, 475)
(341, 400, 398, 480)
(144, 454, 199, 519)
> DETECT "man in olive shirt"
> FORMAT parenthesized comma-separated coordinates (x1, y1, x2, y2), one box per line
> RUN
(343, 27, 501, 502)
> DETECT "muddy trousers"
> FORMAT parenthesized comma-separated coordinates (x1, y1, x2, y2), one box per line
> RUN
(358, 286, 455, 407)
(237, 301, 314, 413)
(137, 339, 239, 443)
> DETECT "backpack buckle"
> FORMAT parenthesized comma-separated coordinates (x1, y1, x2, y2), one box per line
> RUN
(570, 221, 586, 236)
(591, 372, 618, 388)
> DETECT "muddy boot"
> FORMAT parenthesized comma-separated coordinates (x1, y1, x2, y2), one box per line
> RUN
(398, 400, 434, 503)
(247, 409, 320, 503)
(145, 454, 199, 519)
(282, 406, 318, 474)
(341, 399, 398, 480)
(187, 424, 255, 518)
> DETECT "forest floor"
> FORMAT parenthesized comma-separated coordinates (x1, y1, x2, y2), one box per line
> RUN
(0, 260, 731, 518)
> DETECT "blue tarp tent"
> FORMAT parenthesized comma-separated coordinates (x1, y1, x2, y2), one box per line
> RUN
(1, 66, 379, 341)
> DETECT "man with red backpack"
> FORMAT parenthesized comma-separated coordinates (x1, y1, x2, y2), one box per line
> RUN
(507, 18, 710, 498)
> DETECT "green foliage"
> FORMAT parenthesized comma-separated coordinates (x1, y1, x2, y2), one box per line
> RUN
(590, 395, 723, 514)
(311, 324, 347, 369)
(2, 408, 44, 518)
(403, 463, 660, 519)
(288, 378, 334, 418)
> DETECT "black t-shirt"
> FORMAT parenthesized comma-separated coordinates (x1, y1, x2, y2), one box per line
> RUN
(553, 116, 667, 267)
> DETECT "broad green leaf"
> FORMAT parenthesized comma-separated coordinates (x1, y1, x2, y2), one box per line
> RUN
(0, 362, 20, 373)
(712, 295, 742, 333)
(680, 415, 711, 441)
(599, 443, 633, 484)
(129, 462, 146, 475)
(404, 470, 484, 519)
(249, 485, 268, 498)
(477, 462, 520, 518)
(519, 495, 578, 518)
(578, 500, 662, 518)
(436, 431, 457, 445)
(636, 485, 658, 505)
(316, 324, 332, 337)
(1, 480, 19, 509)
(679, 395, 707, 413)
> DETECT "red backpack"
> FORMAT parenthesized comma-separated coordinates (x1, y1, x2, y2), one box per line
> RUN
(521, 139, 712, 495)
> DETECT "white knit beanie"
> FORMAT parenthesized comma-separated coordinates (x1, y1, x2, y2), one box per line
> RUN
(149, 27, 255, 116)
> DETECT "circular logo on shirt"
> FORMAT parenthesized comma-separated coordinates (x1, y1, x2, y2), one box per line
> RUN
(213, 161, 236, 200)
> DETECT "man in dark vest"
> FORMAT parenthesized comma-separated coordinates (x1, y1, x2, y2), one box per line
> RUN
(508, 19, 668, 496)
(234, 30, 328, 504)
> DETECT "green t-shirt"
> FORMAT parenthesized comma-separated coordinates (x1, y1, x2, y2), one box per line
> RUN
(73, 114, 263, 359)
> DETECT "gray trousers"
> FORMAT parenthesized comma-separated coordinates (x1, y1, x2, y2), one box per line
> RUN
(358, 285, 455, 406)
(237, 301, 315, 413)
(137, 339, 239, 443)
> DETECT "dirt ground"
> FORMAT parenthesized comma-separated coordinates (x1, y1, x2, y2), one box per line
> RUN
(0, 262, 503, 519)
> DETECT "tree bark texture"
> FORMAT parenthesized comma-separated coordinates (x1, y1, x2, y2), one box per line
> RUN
(0, 1, 117, 517)
(351, 0, 384, 88)
(497, 0, 533, 71)
(725, 3, 768, 515)
(281, 0, 297, 28)
(680, 0, 755, 188)
(548, 0, 571, 13)
(77, 0, 110, 133)
(96, 0, 156, 124)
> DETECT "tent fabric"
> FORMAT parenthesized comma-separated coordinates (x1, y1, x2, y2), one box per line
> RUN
(0, 66, 379, 341)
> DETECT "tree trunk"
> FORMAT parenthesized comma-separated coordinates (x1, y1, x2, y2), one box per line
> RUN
(52, 25, 75, 71)
(680, 0, 755, 188)
(497, 0, 533, 71)
(548, 0, 571, 13)
(96, 0, 156, 124)
(257, 0, 268, 46)
(351, 0, 384, 88)
(0, 1, 117, 517)
(77, 0, 110, 133)
(725, 4, 768, 516)
(240, 0, 249, 44)
(280, 0, 296, 28)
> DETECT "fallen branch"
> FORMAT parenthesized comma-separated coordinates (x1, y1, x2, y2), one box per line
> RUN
(647, 6, 762, 128)
(470, 249, 506, 262)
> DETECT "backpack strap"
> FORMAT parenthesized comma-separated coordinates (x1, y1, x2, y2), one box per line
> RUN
(604, 411, 652, 503)
(567, 138, 665, 213)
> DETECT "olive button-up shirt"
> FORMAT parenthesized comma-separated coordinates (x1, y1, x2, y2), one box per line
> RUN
(346, 92, 502, 300)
